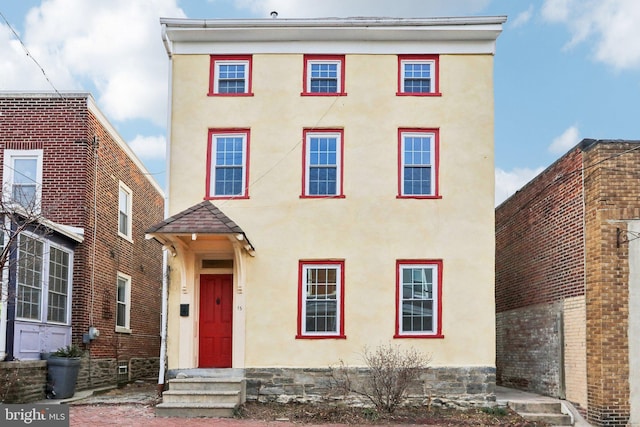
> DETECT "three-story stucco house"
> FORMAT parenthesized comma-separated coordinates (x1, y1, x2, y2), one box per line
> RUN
(150, 16, 504, 416)
(0, 93, 164, 402)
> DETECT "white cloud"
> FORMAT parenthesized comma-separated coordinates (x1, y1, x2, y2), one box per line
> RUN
(548, 125, 580, 154)
(233, 0, 491, 18)
(129, 135, 166, 162)
(495, 167, 545, 206)
(542, 0, 640, 70)
(511, 5, 534, 28)
(0, 0, 184, 125)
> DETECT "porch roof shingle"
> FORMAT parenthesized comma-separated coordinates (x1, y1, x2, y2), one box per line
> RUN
(146, 200, 247, 236)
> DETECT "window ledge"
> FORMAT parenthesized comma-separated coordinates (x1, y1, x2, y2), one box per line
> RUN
(118, 232, 134, 243)
(394, 333, 444, 339)
(396, 92, 442, 97)
(396, 195, 442, 200)
(300, 195, 346, 199)
(204, 195, 249, 200)
(207, 92, 254, 97)
(296, 334, 347, 340)
(300, 92, 347, 97)
(115, 327, 132, 334)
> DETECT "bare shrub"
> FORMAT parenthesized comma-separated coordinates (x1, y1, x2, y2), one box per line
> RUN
(332, 343, 431, 413)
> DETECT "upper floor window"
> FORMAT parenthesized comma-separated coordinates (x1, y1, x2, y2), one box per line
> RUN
(2, 149, 43, 209)
(302, 55, 346, 96)
(395, 260, 443, 338)
(116, 272, 131, 333)
(16, 233, 73, 325)
(398, 129, 440, 198)
(302, 129, 344, 198)
(118, 182, 133, 240)
(206, 129, 250, 199)
(297, 260, 345, 339)
(397, 55, 440, 96)
(209, 55, 253, 96)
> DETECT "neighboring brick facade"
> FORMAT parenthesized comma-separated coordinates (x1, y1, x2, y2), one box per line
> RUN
(496, 139, 640, 426)
(0, 93, 164, 398)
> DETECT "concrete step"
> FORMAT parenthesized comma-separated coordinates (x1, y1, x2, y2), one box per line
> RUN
(155, 402, 237, 418)
(518, 412, 573, 426)
(161, 390, 240, 404)
(168, 377, 244, 392)
(509, 401, 564, 414)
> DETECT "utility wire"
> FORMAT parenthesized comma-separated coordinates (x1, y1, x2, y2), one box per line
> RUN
(497, 142, 640, 234)
(0, 10, 66, 99)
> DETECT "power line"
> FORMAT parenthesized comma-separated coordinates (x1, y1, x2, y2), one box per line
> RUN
(496, 141, 640, 234)
(0, 10, 66, 99)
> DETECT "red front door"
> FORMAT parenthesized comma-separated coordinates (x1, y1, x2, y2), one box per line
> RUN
(199, 274, 233, 368)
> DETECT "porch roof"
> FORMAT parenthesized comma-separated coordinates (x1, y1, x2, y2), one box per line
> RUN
(145, 201, 254, 251)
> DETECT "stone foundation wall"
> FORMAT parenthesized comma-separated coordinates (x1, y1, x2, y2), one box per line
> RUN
(244, 366, 495, 408)
(130, 357, 159, 380)
(0, 361, 47, 403)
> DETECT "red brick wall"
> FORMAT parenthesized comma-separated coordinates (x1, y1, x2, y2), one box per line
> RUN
(496, 147, 585, 313)
(0, 94, 164, 383)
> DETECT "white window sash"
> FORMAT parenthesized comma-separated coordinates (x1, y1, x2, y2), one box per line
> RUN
(398, 264, 439, 335)
(301, 264, 341, 336)
(214, 60, 249, 94)
(306, 60, 342, 93)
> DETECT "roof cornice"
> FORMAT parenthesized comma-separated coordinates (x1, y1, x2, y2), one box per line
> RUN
(161, 16, 506, 56)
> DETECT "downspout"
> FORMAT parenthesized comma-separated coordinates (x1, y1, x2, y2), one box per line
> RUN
(0, 217, 9, 360)
(157, 22, 173, 394)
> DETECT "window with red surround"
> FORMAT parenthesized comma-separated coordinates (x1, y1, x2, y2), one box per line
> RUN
(397, 128, 440, 199)
(301, 129, 345, 198)
(205, 129, 250, 199)
(209, 55, 253, 96)
(302, 55, 346, 96)
(397, 55, 441, 96)
(297, 260, 346, 339)
(395, 260, 444, 339)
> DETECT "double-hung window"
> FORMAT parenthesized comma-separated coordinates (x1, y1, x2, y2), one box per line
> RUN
(209, 55, 253, 95)
(302, 129, 344, 198)
(398, 129, 439, 198)
(15, 233, 73, 325)
(302, 55, 346, 95)
(397, 55, 440, 96)
(207, 129, 250, 199)
(395, 260, 443, 338)
(2, 149, 43, 209)
(118, 182, 133, 240)
(297, 260, 345, 339)
(116, 272, 131, 333)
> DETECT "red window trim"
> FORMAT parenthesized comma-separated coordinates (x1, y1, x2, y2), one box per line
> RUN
(394, 259, 444, 339)
(396, 128, 440, 199)
(396, 54, 441, 96)
(301, 55, 347, 96)
(205, 128, 251, 200)
(296, 260, 346, 339)
(208, 55, 254, 97)
(300, 128, 345, 199)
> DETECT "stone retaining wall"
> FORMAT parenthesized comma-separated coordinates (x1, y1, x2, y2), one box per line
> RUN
(0, 356, 159, 403)
(244, 366, 495, 408)
(0, 361, 47, 403)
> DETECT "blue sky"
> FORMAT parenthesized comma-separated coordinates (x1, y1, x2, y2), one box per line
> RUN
(1, 0, 639, 205)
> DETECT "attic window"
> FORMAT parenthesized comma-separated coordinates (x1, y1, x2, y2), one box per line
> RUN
(202, 259, 233, 269)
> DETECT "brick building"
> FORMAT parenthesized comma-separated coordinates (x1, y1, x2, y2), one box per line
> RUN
(0, 92, 164, 400)
(495, 138, 640, 426)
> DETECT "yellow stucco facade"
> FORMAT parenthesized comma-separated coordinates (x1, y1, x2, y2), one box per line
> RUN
(158, 17, 503, 376)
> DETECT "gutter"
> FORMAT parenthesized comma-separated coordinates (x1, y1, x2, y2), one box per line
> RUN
(157, 21, 173, 393)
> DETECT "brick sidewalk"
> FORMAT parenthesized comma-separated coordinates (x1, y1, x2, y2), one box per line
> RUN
(69, 404, 360, 427)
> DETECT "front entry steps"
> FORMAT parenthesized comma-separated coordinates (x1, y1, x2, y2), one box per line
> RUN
(509, 401, 573, 426)
(156, 375, 246, 418)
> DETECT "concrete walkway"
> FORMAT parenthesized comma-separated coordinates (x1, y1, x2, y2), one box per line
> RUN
(496, 386, 592, 426)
